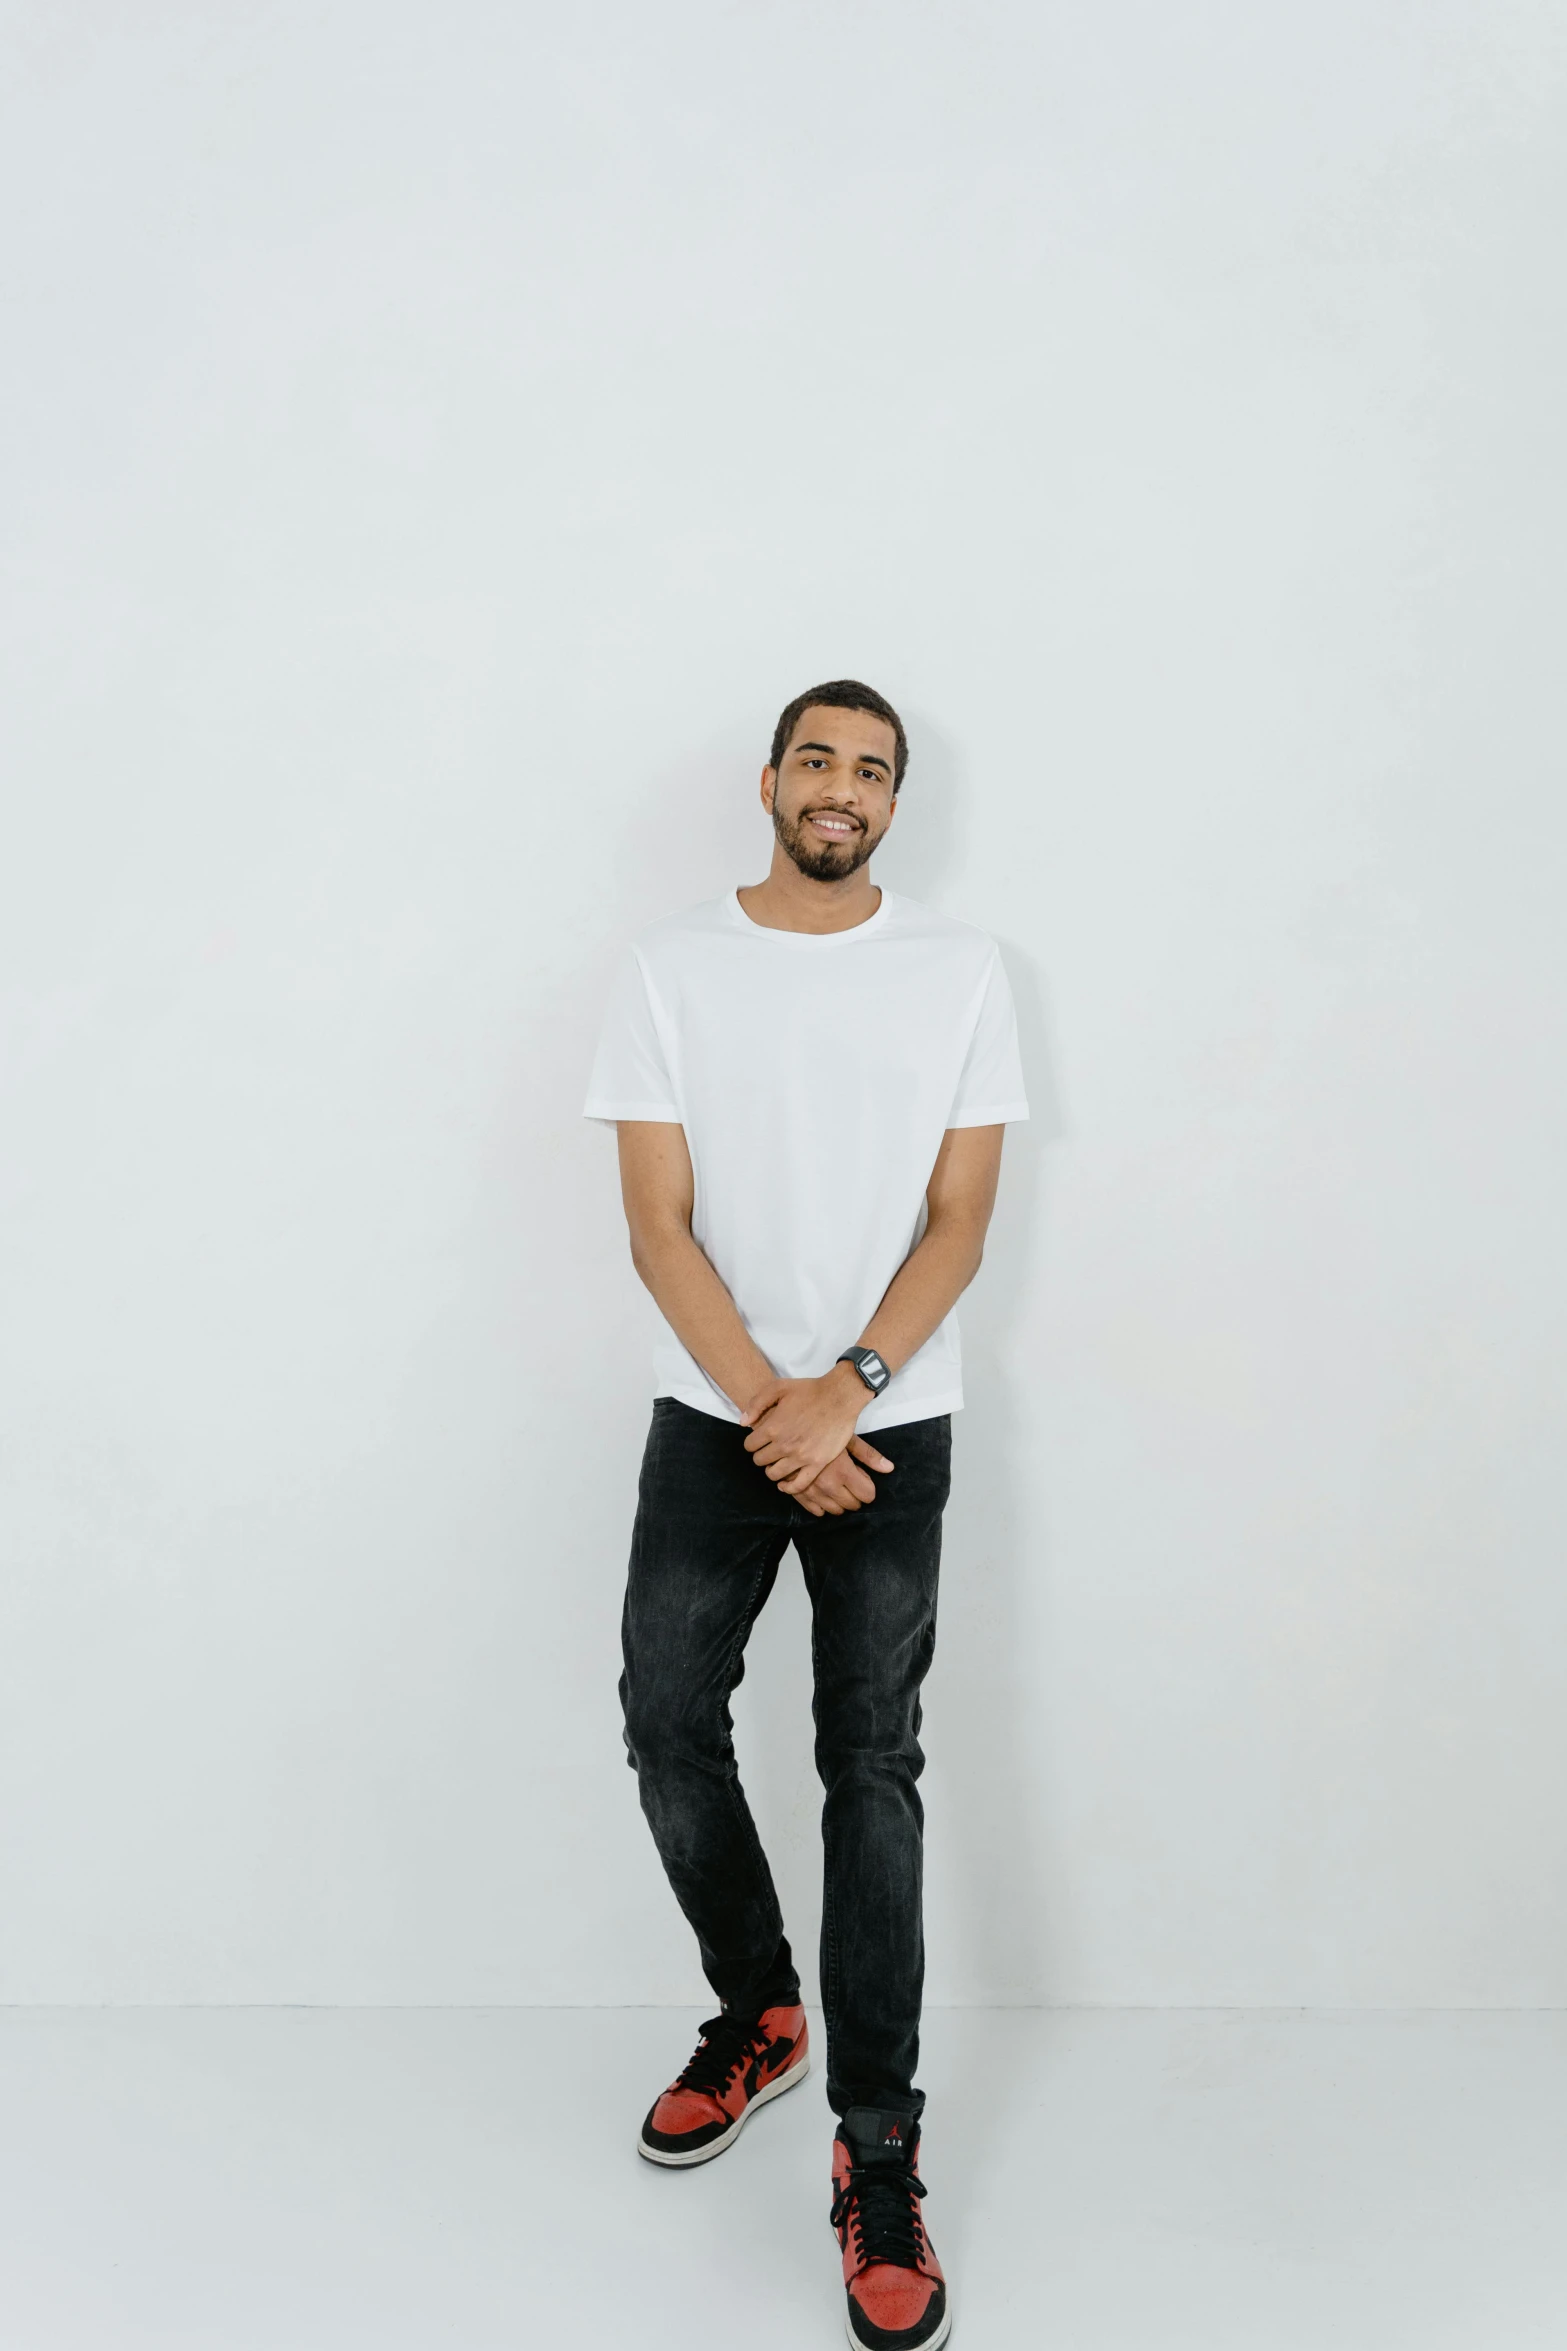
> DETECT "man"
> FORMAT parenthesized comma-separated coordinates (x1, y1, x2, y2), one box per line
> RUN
(584, 680, 1028, 2351)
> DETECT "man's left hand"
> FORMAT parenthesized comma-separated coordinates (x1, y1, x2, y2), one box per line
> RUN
(793, 1436, 898, 1517)
(741, 1364, 876, 1494)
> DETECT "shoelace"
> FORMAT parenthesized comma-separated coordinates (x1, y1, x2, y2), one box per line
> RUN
(672, 2012, 770, 2101)
(830, 2160, 929, 2273)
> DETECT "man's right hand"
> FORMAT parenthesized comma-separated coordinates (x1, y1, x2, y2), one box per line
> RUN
(794, 1435, 896, 1518)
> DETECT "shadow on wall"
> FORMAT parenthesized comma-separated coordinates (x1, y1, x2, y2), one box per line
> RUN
(930, 936, 1066, 2003)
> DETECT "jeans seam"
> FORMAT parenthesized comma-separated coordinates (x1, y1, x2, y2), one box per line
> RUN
(812, 1599, 841, 2055)
(717, 1548, 785, 1993)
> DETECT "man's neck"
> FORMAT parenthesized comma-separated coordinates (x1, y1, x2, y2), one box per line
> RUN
(736, 851, 882, 936)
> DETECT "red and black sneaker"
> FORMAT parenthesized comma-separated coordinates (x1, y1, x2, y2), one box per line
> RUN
(830, 2108, 949, 2351)
(637, 2004, 810, 2167)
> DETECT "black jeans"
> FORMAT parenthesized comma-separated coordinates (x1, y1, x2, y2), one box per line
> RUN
(620, 1396, 950, 2120)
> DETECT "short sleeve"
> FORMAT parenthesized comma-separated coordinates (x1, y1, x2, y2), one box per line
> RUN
(582, 951, 681, 1124)
(947, 950, 1030, 1128)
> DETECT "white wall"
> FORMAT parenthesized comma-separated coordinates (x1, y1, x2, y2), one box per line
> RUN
(2, 0, 1564, 2008)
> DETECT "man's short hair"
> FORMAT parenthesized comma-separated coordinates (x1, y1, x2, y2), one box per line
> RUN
(769, 679, 908, 794)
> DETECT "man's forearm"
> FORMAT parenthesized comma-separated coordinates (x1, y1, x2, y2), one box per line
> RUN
(858, 1212, 988, 1377)
(630, 1224, 776, 1413)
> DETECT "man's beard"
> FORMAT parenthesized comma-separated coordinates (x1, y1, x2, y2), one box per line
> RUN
(772, 802, 884, 882)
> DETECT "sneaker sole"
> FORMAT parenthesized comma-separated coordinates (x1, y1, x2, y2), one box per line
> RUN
(844, 2294, 951, 2351)
(636, 2047, 812, 2167)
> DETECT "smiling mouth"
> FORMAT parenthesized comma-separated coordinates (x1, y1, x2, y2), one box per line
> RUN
(805, 811, 861, 837)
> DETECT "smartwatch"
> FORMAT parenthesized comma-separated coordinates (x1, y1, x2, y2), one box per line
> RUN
(837, 1346, 891, 1396)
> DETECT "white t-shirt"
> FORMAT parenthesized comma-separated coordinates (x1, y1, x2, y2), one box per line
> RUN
(583, 888, 1029, 1432)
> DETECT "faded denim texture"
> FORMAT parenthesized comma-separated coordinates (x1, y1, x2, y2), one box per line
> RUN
(620, 1397, 951, 2118)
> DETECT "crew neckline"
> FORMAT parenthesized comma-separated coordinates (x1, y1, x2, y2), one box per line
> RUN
(726, 886, 894, 945)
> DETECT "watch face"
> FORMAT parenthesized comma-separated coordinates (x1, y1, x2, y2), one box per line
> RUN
(863, 1351, 888, 1389)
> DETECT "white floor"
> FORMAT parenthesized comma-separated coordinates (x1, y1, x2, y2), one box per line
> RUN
(0, 2007, 1563, 2348)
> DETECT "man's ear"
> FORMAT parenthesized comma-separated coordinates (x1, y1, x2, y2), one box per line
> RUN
(760, 765, 777, 815)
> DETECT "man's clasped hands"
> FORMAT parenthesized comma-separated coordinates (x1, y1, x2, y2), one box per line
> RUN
(740, 1361, 893, 1517)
